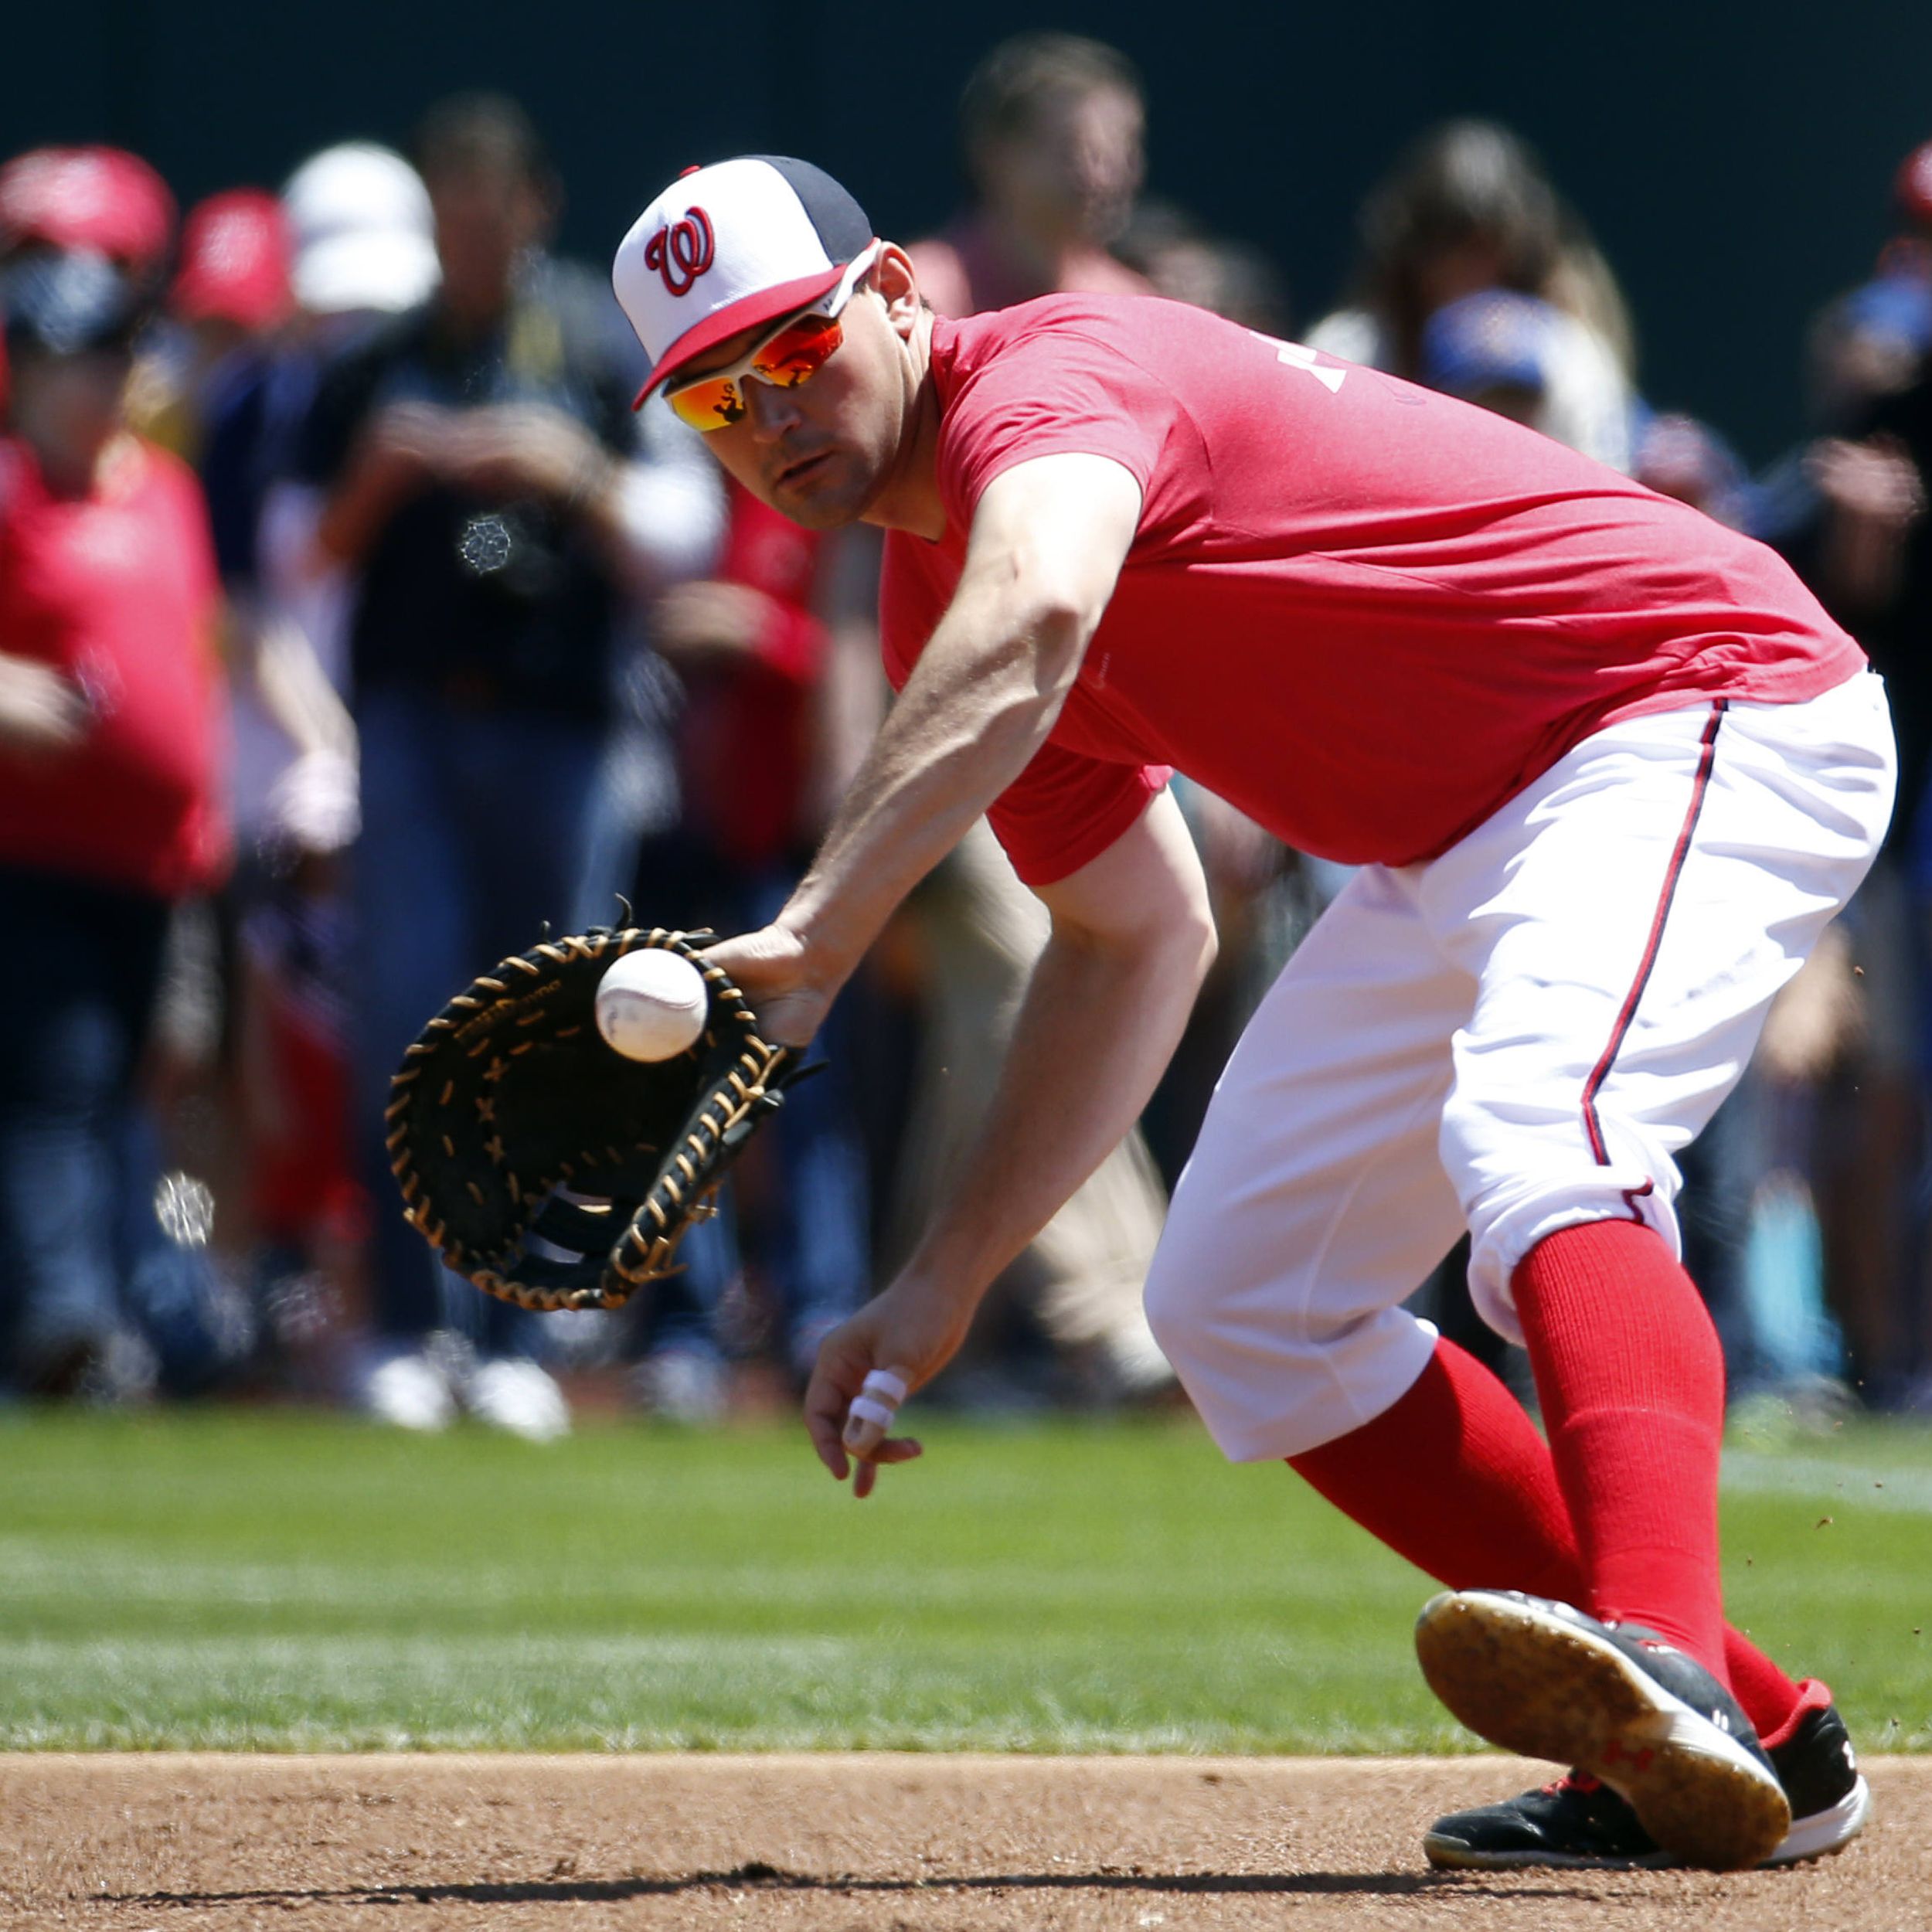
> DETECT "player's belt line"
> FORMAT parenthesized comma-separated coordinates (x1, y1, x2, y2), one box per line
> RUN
(1580, 699, 1728, 1166)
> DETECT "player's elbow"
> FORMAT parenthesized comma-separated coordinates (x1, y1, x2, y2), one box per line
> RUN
(1187, 898, 1220, 985)
(1162, 884, 1219, 995)
(1011, 588, 1100, 703)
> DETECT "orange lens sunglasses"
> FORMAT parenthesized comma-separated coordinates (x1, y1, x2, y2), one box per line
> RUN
(662, 242, 879, 433)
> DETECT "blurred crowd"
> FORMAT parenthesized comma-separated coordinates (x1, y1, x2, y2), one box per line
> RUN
(5, 36, 1932, 1439)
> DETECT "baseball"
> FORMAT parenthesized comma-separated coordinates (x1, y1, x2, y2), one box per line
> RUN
(594, 948, 710, 1062)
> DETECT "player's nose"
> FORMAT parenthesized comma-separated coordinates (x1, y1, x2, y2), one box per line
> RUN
(743, 378, 803, 444)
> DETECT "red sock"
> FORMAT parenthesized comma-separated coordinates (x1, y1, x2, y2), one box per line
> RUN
(1513, 1218, 1727, 1675)
(1290, 1336, 1581, 1601)
(1287, 1332, 1804, 1733)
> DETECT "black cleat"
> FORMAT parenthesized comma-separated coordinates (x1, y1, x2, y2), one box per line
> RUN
(1764, 1699, 1871, 1864)
(1414, 1589, 1791, 1872)
(1424, 1771, 1673, 1870)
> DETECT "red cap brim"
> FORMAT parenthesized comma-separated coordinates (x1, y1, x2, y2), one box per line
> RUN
(630, 263, 845, 410)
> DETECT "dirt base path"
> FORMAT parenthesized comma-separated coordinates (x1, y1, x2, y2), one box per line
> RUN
(5, 1753, 1927, 1931)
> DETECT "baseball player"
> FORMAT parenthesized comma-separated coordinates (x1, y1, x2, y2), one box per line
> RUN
(610, 157, 1892, 1872)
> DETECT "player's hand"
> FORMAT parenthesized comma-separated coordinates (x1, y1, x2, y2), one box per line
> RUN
(803, 1279, 974, 1498)
(0, 655, 90, 759)
(699, 923, 836, 1049)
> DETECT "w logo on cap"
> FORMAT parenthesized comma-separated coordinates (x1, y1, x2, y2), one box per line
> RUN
(643, 209, 715, 296)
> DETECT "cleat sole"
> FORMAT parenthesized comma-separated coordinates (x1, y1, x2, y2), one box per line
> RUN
(1416, 1591, 1790, 1872)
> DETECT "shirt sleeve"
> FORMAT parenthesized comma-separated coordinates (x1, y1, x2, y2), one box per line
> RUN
(935, 326, 1181, 532)
(985, 739, 1171, 888)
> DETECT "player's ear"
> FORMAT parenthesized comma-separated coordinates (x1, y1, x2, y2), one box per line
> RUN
(870, 244, 923, 341)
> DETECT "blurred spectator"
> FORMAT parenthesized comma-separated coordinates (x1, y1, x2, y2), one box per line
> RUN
(1631, 409, 1756, 529)
(284, 142, 440, 325)
(1116, 199, 1290, 334)
(130, 189, 294, 463)
(204, 143, 438, 896)
(247, 143, 442, 690)
(1822, 332, 1932, 1406)
(1417, 287, 1561, 429)
(0, 145, 176, 420)
(910, 30, 1149, 315)
(1304, 126, 1637, 1389)
(0, 250, 231, 1396)
(172, 154, 433, 1396)
(0, 146, 175, 282)
(294, 93, 721, 1437)
(1807, 138, 1932, 434)
(1308, 120, 1634, 471)
(1733, 145, 1932, 1414)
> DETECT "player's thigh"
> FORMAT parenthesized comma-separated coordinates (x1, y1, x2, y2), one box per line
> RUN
(1144, 863, 1472, 1460)
(1427, 676, 1894, 1335)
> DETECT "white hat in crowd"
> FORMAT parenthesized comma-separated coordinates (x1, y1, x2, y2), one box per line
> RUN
(281, 141, 439, 317)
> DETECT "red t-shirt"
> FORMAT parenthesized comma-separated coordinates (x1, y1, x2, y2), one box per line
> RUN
(879, 297, 1866, 884)
(0, 435, 230, 898)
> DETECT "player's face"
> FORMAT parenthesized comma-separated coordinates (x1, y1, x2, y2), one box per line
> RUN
(676, 250, 922, 531)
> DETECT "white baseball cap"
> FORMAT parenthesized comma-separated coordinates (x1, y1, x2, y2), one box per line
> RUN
(614, 155, 876, 408)
(282, 142, 440, 316)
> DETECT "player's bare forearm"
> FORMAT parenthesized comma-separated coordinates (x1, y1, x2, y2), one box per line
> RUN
(800, 791, 1215, 1492)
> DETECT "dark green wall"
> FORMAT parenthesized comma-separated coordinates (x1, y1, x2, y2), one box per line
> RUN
(14, 2, 1932, 459)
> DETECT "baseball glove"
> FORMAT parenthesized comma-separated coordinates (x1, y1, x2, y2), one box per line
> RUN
(385, 926, 794, 1312)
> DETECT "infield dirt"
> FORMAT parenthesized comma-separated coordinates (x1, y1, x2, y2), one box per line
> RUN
(5, 1753, 1927, 1930)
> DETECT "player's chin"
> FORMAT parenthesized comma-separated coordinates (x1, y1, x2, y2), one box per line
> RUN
(768, 454, 861, 528)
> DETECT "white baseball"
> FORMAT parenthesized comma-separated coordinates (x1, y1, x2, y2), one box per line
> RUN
(594, 949, 710, 1062)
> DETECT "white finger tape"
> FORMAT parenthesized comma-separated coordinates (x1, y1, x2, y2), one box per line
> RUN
(847, 1395, 898, 1430)
(861, 1369, 909, 1405)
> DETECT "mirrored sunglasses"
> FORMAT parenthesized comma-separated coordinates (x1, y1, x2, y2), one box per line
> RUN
(663, 241, 879, 433)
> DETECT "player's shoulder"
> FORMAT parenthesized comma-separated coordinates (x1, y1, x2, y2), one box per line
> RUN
(950, 288, 1192, 339)
(935, 291, 1223, 383)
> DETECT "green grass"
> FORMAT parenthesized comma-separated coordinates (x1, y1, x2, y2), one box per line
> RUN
(0, 1407, 1927, 1752)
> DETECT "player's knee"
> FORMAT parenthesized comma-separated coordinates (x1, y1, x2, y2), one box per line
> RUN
(1139, 1246, 1202, 1361)
(1141, 1241, 1376, 1369)
(1462, 1179, 1682, 1343)
(1144, 1253, 1439, 1458)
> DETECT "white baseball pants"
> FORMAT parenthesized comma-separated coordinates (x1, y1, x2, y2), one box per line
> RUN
(1144, 672, 1896, 1461)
